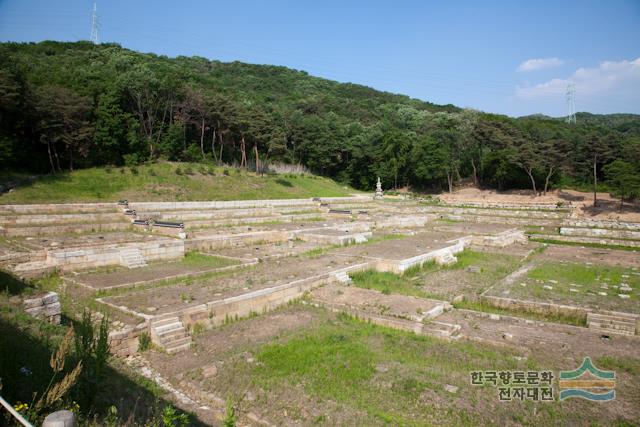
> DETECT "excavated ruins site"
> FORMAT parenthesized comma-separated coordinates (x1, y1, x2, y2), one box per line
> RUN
(2, 193, 639, 425)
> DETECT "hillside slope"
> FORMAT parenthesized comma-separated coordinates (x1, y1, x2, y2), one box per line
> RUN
(0, 163, 357, 204)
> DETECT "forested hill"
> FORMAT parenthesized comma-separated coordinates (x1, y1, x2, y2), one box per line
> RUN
(1, 41, 639, 197)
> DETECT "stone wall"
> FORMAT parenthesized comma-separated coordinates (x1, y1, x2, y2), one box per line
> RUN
(3, 222, 131, 237)
(108, 322, 148, 357)
(443, 214, 561, 227)
(178, 271, 341, 329)
(375, 238, 469, 274)
(23, 292, 61, 324)
(0, 212, 125, 226)
(562, 219, 640, 231)
(129, 199, 316, 212)
(530, 234, 640, 248)
(375, 215, 436, 229)
(45, 239, 185, 270)
(472, 229, 527, 247)
(420, 205, 567, 219)
(482, 295, 587, 319)
(439, 201, 567, 210)
(0, 203, 116, 214)
(560, 227, 640, 240)
(186, 230, 291, 251)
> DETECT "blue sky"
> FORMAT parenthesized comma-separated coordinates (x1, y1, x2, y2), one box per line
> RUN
(1, 0, 638, 117)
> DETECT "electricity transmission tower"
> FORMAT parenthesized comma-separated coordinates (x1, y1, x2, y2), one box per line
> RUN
(90, 2, 99, 44)
(565, 84, 576, 124)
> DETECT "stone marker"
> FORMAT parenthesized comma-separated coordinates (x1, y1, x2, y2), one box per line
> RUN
(444, 384, 459, 394)
(374, 177, 384, 200)
(23, 292, 61, 324)
(43, 410, 76, 427)
(619, 294, 630, 299)
(202, 365, 218, 378)
(543, 285, 553, 290)
(598, 291, 607, 296)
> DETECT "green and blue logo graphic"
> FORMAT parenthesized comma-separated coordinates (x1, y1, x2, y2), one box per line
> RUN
(559, 357, 615, 401)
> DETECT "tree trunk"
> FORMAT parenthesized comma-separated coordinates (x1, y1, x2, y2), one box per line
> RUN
(471, 158, 478, 187)
(240, 136, 247, 168)
(219, 132, 224, 164)
(211, 129, 217, 162)
(543, 166, 555, 195)
(52, 142, 62, 172)
(446, 170, 453, 194)
(68, 148, 74, 172)
(593, 158, 598, 207)
(182, 124, 186, 151)
(526, 168, 537, 197)
(46, 139, 56, 174)
(254, 142, 260, 174)
(199, 117, 205, 159)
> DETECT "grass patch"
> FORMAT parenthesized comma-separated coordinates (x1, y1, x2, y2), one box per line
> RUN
(351, 250, 521, 300)
(238, 312, 587, 426)
(596, 356, 640, 375)
(0, 162, 355, 204)
(181, 251, 240, 269)
(526, 262, 638, 300)
(350, 266, 440, 299)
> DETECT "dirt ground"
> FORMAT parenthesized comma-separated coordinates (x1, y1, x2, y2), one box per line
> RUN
(141, 304, 640, 426)
(535, 245, 640, 268)
(312, 283, 445, 320)
(334, 231, 460, 260)
(208, 240, 324, 261)
(102, 253, 361, 316)
(73, 258, 242, 290)
(439, 188, 640, 222)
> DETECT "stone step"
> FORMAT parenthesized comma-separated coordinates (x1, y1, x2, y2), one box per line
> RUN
(151, 316, 180, 327)
(587, 312, 637, 336)
(588, 326, 636, 336)
(588, 321, 636, 334)
(587, 312, 638, 322)
(160, 331, 191, 347)
(166, 341, 192, 354)
(423, 321, 461, 338)
(155, 322, 183, 335)
(435, 252, 457, 266)
(150, 316, 193, 353)
(334, 271, 352, 284)
(119, 247, 147, 269)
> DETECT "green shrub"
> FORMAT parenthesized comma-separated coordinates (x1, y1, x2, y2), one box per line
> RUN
(138, 332, 151, 352)
(123, 153, 140, 166)
(161, 405, 190, 427)
(223, 400, 236, 427)
(73, 310, 110, 409)
(175, 166, 183, 175)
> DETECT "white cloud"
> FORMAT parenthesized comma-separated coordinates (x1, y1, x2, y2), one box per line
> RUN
(515, 57, 640, 101)
(517, 57, 565, 72)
